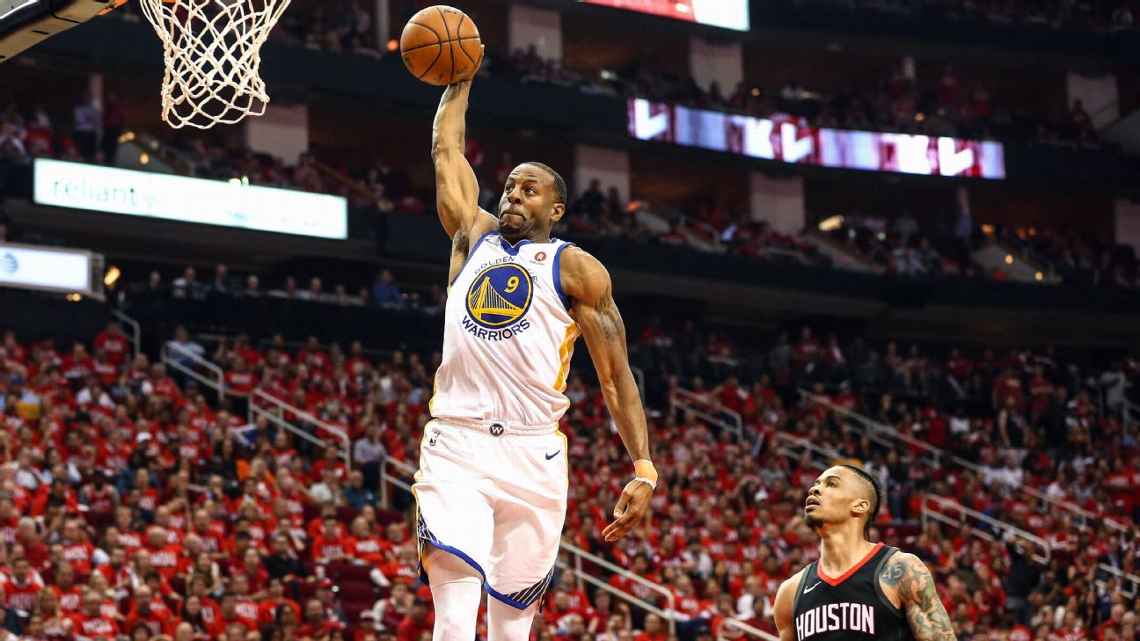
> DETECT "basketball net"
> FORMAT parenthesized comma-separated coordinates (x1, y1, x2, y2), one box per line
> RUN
(138, 0, 292, 129)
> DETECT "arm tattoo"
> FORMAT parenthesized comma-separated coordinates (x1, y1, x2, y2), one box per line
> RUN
(595, 289, 624, 342)
(880, 555, 957, 641)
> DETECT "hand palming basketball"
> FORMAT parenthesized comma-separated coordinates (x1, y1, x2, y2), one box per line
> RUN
(401, 5, 484, 86)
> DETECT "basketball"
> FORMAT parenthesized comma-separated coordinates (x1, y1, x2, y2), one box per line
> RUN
(400, 5, 483, 86)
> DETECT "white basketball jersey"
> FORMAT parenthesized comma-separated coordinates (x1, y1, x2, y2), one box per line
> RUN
(430, 232, 579, 430)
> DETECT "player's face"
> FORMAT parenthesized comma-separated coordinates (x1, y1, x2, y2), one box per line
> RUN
(804, 467, 866, 530)
(498, 164, 565, 240)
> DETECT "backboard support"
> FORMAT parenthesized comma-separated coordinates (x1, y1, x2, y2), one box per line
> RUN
(0, 0, 123, 62)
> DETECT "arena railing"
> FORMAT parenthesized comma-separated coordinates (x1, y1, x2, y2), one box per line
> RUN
(161, 341, 226, 402)
(669, 388, 744, 441)
(553, 555, 677, 637)
(722, 618, 780, 641)
(772, 432, 843, 471)
(311, 159, 378, 204)
(379, 454, 776, 641)
(110, 309, 141, 357)
(559, 541, 679, 637)
(920, 495, 1051, 564)
(922, 495, 1140, 598)
(248, 389, 351, 467)
(377, 452, 417, 511)
(1096, 563, 1140, 599)
(800, 391, 1133, 537)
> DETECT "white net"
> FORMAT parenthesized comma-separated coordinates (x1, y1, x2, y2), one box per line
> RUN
(139, 0, 292, 129)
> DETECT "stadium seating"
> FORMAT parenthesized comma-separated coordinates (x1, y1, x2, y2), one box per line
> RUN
(1, 283, 1134, 641)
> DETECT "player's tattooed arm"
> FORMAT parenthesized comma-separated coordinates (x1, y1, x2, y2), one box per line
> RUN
(562, 247, 653, 541)
(880, 553, 957, 641)
(562, 248, 646, 459)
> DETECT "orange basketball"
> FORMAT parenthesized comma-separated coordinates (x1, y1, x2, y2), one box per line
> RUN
(400, 5, 483, 86)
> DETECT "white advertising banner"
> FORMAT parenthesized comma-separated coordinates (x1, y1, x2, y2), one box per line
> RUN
(0, 242, 97, 296)
(33, 158, 349, 239)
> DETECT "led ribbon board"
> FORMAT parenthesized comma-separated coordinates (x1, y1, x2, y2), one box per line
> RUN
(628, 98, 1006, 179)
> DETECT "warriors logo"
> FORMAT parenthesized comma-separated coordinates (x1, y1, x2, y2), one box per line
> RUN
(465, 263, 533, 330)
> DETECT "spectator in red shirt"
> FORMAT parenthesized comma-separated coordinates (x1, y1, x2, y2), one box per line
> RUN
(312, 514, 355, 563)
(70, 588, 119, 640)
(257, 578, 301, 625)
(349, 515, 391, 573)
(224, 359, 256, 397)
(61, 343, 93, 383)
(123, 584, 173, 638)
(396, 597, 435, 641)
(15, 516, 49, 570)
(145, 526, 183, 581)
(93, 321, 130, 366)
(37, 586, 76, 640)
(51, 562, 82, 614)
(217, 590, 259, 633)
(4, 556, 45, 613)
(634, 613, 669, 641)
(176, 594, 219, 639)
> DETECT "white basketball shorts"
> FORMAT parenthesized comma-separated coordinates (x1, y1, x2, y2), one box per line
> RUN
(412, 418, 568, 610)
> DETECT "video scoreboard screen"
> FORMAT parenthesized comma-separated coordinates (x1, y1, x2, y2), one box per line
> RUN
(579, 0, 750, 31)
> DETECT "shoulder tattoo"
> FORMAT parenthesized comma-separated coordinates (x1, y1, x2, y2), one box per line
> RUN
(879, 554, 956, 641)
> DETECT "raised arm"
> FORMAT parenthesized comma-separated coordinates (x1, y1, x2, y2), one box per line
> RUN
(560, 247, 654, 542)
(431, 80, 496, 244)
(880, 553, 958, 641)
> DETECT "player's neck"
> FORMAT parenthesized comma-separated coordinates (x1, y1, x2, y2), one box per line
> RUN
(502, 232, 550, 245)
(816, 525, 876, 576)
(500, 224, 551, 246)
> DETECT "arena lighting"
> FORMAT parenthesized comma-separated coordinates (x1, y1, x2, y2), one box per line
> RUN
(818, 215, 844, 232)
(1035, 272, 1044, 281)
(66, 293, 82, 302)
(103, 265, 121, 287)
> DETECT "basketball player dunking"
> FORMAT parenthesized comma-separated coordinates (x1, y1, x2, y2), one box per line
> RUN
(413, 74, 657, 641)
(774, 465, 957, 641)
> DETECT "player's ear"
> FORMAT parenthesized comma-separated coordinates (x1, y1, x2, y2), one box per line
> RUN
(852, 497, 869, 517)
(551, 202, 566, 223)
